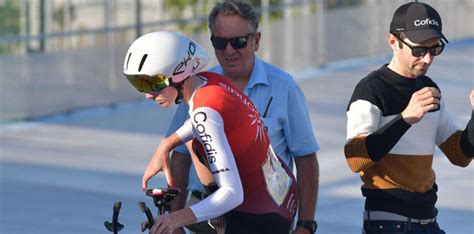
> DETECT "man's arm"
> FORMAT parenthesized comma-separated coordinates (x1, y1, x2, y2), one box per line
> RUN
(169, 141, 215, 234)
(437, 90, 474, 166)
(283, 81, 320, 233)
(164, 104, 192, 234)
(344, 87, 441, 172)
(169, 150, 192, 234)
(293, 152, 319, 234)
(170, 142, 216, 213)
(166, 104, 192, 213)
(460, 90, 474, 157)
(169, 151, 191, 213)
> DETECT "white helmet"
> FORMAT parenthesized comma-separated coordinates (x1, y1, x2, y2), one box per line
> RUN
(123, 31, 210, 86)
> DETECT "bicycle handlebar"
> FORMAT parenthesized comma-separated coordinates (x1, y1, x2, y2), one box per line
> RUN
(138, 187, 181, 232)
(104, 188, 182, 233)
(145, 187, 181, 197)
(104, 201, 124, 234)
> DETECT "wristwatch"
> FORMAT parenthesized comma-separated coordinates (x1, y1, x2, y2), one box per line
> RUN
(296, 220, 317, 233)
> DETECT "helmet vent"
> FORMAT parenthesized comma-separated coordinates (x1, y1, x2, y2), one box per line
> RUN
(138, 54, 148, 72)
(125, 52, 132, 70)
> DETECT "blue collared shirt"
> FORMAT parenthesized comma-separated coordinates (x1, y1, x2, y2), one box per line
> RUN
(166, 56, 319, 192)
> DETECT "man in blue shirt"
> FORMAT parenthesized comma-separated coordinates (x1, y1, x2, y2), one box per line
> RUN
(167, 1, 320, 233)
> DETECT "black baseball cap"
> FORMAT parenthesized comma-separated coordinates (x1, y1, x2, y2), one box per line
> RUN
(390, 2, 448, 43)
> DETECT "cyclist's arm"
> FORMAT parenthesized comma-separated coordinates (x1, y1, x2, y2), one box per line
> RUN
(142, 130, 190, 191)
(188, 107, 244, 222)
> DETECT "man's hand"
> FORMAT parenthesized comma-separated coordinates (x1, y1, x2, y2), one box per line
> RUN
(294, 226, 312, 234)
(142, 138, 174, 191)
(401, 87, 441, 124)
(470, 90, 474, 110)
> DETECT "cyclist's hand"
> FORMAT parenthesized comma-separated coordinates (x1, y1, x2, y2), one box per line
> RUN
(470, 90, 474, 110)
(142, 139, 174, 191)
(149, 214, 175, 234)
(150, 208, 195, 234)
(401, 87, 441, 124)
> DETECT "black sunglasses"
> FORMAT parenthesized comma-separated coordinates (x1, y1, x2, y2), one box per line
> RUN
(397, 37, 445, 57)
(210, 33, 254, 50)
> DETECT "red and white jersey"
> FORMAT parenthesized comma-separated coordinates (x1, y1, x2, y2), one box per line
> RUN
(176, 72, 297, 222)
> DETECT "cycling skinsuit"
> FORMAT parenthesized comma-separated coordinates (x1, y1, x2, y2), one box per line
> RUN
(176, 72, 298, 233)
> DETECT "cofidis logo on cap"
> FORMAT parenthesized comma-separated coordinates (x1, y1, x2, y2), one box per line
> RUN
(414, 18, 440, 27)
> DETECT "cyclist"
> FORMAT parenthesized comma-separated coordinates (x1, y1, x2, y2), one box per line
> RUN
(123, 31, 298, 234)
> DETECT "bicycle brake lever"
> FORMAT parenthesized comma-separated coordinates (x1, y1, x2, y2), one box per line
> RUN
(138, 201, 154, 232)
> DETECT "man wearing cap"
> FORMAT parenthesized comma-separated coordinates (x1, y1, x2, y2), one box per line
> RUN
(344, 2, 474, 234)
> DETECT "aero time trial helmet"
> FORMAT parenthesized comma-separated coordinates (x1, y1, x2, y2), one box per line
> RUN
(123, 31, 210, 93)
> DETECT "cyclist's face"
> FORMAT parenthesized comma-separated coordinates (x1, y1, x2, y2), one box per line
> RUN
(144, 86, 177, 107)
(211, 14, 260, 81)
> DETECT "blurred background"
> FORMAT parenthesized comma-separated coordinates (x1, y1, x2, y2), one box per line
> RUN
(0, 0, 473, 233)
(1, 0, 473, 122)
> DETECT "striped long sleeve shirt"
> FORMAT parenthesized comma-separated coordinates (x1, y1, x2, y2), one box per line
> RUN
(344, 64, 473, 219)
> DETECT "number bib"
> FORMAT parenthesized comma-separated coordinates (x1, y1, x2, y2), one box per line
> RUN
(261, 146, 292, 206)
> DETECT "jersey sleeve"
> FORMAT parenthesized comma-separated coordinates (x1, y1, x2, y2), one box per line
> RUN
(188, 107, 244, 222)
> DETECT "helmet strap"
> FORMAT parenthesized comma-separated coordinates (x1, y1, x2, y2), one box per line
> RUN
(170, 79, 185, 104)
(174, 85, 184, 104)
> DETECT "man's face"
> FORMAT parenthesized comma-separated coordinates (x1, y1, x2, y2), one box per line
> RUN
(396, 37, 441, 77)
(211, 14, 260, 80)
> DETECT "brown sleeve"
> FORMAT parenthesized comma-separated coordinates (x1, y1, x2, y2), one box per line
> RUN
(439, 131, 472, 167)
(344, 136, 376, 172)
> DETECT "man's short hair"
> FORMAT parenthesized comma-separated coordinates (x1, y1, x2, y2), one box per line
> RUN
(208, 0, 259, 34)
